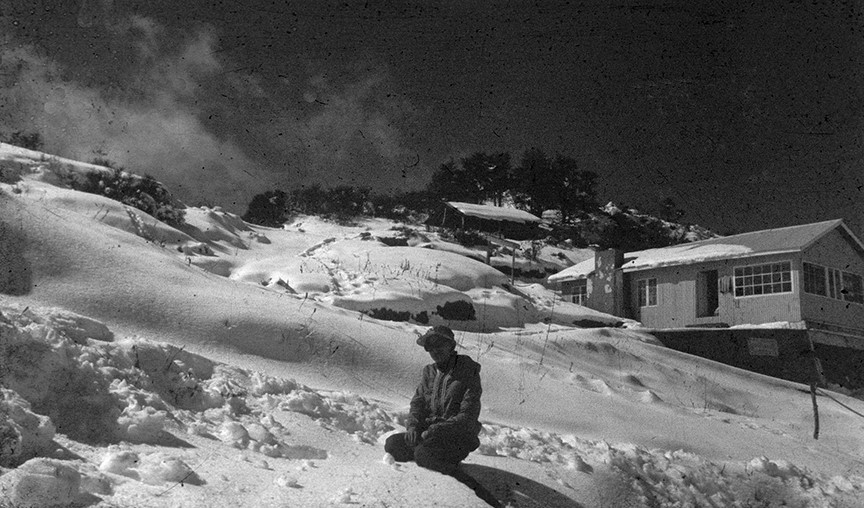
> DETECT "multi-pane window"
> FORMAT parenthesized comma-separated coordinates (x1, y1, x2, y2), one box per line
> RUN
(841, 271, 864, 304)
(804, 262, 863, 305)
(637, 278, 657, 307)
(570, 279, 587, 305)
(733, 262, 792, 297)
(803, 262, 827, 296)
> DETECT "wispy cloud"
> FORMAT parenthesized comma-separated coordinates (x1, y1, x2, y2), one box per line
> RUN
(277, 68, 421, 189)
(0, 17, 269, 211)
(0, 11, 427, 212)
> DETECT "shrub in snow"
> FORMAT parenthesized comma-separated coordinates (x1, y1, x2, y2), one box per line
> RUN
(0, 457, 82, 508)
(242, 189, 291, 227)
(436, 300, 476, 321)
(453, 229, 489, 247)
(0, 388, 56, 467)
(364, 307, 413, 323)
(59, 164, 185, 226)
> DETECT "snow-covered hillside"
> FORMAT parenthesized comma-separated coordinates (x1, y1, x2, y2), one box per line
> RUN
(2, 144, 864, 507)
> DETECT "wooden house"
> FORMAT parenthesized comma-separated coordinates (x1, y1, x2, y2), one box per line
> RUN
(425, 201, 544, 240)
(549, 219, 864, 350)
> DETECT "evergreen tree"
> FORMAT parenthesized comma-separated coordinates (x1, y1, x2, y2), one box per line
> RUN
(243, 190, 289, 227)
(512, 148, 555, 216)
(551, 154, 598, 223)
(427, 160, 475, 203)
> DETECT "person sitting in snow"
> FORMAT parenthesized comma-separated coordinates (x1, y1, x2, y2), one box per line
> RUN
(385, 325, 495, 502)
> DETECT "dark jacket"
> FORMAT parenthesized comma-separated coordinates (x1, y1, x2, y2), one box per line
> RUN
(407, 354, 482, 443)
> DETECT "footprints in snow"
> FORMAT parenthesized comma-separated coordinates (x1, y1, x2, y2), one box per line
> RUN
(571, 373, 663, 404)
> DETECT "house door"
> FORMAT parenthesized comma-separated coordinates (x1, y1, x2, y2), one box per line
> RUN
(696, 270, 719, 317)
(621, 274, 634, 319)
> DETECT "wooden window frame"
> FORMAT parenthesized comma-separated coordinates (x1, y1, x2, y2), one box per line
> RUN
(733, 261, 792, 298)
(637, 278, 657, 307)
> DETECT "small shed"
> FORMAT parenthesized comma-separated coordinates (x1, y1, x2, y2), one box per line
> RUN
(426, 201, 544, 240)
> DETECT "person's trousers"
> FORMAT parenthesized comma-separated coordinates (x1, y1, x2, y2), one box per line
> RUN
(384, 432, 476, 476)
(385, 432, 502, 507)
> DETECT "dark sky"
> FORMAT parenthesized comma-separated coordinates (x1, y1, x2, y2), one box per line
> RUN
(1, 0, 862, 237)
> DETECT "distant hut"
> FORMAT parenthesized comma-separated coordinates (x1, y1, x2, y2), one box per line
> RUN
(426, 201, 543, 240)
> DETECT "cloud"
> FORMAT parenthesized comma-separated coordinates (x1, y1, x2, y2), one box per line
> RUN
(0, 9, 431, 213)
(0, 17, 270, 213)
(276, 69, 422, 189)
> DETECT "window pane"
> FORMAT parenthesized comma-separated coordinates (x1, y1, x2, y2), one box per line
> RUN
(842, 272, 864, 304)
(803, 262, 827, 296)
(734, 261, 792, 298)
(637, 279, 657, 307)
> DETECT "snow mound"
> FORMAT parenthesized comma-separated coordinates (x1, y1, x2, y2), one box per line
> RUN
(0, 389, 56, 467)
(0, 458, 82, 508)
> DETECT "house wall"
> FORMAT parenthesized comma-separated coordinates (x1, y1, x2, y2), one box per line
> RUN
(626, 253, 802, 328)
(799, 229, 864, 332)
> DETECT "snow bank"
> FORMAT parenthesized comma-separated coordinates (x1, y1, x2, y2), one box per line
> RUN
(0, 389, 56, 467)
(2, 301, 864, 507)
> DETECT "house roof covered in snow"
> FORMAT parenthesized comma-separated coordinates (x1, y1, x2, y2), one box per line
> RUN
(446, 201, 543, 224)
(622, 219, 863, 273)
(549, 219, 863, 282)
(548, 256, 596, 283)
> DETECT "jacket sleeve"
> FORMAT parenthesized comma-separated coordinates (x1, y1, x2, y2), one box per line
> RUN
(406, 366, 431, 430)
(425, 365, 482, 437)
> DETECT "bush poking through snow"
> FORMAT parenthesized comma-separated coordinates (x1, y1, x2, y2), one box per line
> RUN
(436, 300, 476, 321)
(58, 163, 186, 226)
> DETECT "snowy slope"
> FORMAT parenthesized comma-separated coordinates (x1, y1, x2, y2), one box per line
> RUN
(1, 145, 864, 507)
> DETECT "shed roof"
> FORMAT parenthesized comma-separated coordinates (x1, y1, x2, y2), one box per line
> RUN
(549, 219, 863, 282)
(446, 202, 542, 224)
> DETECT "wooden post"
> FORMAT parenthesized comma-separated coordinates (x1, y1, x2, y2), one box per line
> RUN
(806, 335, 826, 440)
(511, 249, 516, 285)
(810, 381, 820, 440)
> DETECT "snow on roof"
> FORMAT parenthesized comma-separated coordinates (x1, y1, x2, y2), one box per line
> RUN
(547, 256, 596, 283)
(549, 219, 860, 282)
(447, 201, 542, 224)
(622, 219, 856, 272)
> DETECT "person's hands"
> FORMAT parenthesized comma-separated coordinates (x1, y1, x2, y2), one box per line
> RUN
(405, 428, 420, 447)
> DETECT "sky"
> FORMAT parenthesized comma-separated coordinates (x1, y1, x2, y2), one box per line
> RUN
(3, 145, 864, 506)
(1, 0, 862, 237)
